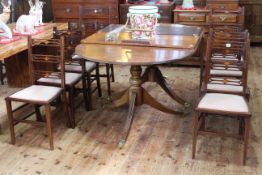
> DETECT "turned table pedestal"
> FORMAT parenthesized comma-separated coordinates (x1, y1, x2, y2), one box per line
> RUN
(75, 24, 203, 146)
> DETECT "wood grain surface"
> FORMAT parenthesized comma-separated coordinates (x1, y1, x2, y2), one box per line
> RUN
(76, 24, 202, 65)
(0, 23, 67, 60)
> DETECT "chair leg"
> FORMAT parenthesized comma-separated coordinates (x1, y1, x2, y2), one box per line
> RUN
(96, 64, 102, 97)
(87, 73, 92, 110)
(106, 64, 111, 97)
(34, 104, 43, 122)
(192, 111, 199, 159)
(69, 87, 76, 128)
(0, 61, 4, 85)
(110, 64, 115, 82)
(61, 92, 74, 128)
(239, 117, 244, 137)
(243, 117, 251, 165)
(45, 105, 54, 150)
(200, 113, 206, 131)
(82, 75, 89, 111)
(5, 99, 16, 144)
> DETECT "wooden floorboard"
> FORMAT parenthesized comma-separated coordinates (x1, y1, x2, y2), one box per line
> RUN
(0, 47, 261, 174)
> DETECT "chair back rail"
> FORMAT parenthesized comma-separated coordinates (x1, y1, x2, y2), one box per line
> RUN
(204, 29, 250, 96)
(28, 36, 66, 89)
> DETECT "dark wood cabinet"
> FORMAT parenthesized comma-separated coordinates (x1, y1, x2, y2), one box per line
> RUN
(52, 0, 124, 36)
(240, 0, 262, 43)
(175, 0, 262, 43)
(173, 1, 245, 65)
(119, 1, 175, 24)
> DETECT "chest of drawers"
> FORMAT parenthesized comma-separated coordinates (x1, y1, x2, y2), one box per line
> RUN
(173, 6, 244, 65)
(52, 0, 125, 36)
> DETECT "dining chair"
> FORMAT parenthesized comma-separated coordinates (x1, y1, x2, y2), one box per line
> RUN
(0, 61, 6, 84)
(53, 26, 102, 110)
(35, 34, 86, 128)
(5, 36, 72, 150)
(78, 5, 115, 97)
(192, 31, 251, 165)
(202, 29, 250, 97)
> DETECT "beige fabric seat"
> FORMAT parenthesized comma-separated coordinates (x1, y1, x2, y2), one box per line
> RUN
(211, 54, 239, 61)
(65, 61, 96, 73)
(9, 85, 62, 103)
(37, 73, 82, 86)
(207, 83, 243, 93)
(197, 93, 249, 113)
(210, 69, 242, 77)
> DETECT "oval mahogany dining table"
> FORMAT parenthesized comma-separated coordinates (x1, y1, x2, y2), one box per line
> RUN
(75, 24, 203, 147)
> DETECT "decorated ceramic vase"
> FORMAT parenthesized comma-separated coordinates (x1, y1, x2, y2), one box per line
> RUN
(126, 6, 159, 40)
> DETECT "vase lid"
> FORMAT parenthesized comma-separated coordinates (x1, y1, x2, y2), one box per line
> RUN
(128, 6, 158, 14)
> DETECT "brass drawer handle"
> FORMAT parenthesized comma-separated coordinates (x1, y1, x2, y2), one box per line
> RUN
(66, 8, 72, 13)
(93, 9, 102, 14)
(219, 4, 225, 9)
(188, 16, 196, 21)
(219, 16, 227, 21)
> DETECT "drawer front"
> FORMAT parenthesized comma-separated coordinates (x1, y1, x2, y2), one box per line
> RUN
(53, 4, 78, 19)
(177, 13, 207, 22)
(80, 6, 118, 19)
(211, 14, 237, 23)
(207, 3, 239, 10)
(80, 19, 118, 33)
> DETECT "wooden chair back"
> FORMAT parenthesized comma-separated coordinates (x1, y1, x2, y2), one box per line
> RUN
(53, 26, 85, 74)
(27, 36, 66, 89)
(204, 29, 250, 96)
(53, 26, 82, 60)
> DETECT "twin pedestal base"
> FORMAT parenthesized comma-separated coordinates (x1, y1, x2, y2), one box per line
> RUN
(109, 65, 190, 147)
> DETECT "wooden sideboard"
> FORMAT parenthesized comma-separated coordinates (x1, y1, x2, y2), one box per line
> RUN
(175, 0, 262, 43)
(173, 0, 245, 65)
(119, 1, 175, 24)
(52, 0, 125, 36)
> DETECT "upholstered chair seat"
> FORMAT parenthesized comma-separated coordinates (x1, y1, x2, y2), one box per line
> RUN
(37, 73, 82, 86)
(197, 93, 249, 114)
(207, 84, 243, 93)
(210, 69, 242, 77)
(9, 85, 62, 103)
(65, 61, 96, 73)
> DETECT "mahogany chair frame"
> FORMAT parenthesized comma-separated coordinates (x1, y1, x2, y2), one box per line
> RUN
(0, 61, 5, 84)
(79, 5, 115, 97)
(5, 36, 72, 150)
(193, 31, 252, 165)
(53, 26, 102, 110)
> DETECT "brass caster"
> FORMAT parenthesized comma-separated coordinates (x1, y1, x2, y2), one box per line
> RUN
(182, 102, 191, 117)
(184, 102, 191, 109)
(118, 139, 125, 149)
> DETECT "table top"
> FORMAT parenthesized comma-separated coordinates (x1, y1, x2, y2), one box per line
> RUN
(75, 24, 203, 66)
(0, 23, 67, 60)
